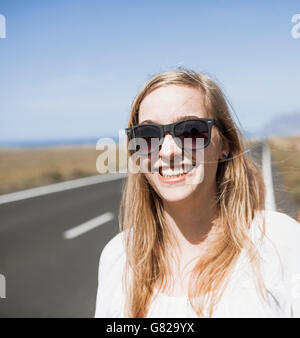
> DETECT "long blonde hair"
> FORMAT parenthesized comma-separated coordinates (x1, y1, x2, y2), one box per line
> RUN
(119, 68, 266, 317)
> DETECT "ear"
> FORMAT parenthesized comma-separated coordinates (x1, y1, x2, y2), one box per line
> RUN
(218, 139, 230, 160)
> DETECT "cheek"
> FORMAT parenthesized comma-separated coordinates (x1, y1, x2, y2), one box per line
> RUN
(202, 148, 219, 182)
(139, 156, 152, 174)
(189, 146, 218, 185)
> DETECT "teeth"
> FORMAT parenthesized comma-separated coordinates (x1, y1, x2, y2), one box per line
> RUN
(161, 167, 192, 177)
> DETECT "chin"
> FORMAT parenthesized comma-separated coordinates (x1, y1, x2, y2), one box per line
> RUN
(157, 189, 196, 203)
(147, 170, 204, 203)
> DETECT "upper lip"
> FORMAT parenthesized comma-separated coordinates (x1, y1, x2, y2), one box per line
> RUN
(159, 164, 193, 169)
(157, 165, 194, 173)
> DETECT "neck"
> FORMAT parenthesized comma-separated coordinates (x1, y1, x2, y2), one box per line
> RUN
(163, 185, 219, 254)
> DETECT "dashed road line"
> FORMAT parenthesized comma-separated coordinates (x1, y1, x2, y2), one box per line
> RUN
(62, 212, 114, 239)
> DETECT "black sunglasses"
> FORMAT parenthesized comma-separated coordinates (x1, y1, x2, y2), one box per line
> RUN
(125, 118, 225, 155)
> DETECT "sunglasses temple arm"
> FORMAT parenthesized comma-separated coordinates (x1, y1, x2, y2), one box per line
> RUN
(214, 120, 226, 134)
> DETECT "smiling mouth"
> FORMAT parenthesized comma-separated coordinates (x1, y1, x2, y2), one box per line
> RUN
(158, 165, 194, 178)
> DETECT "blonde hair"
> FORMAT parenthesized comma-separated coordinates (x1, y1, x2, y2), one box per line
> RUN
(119, 68, 266, 317)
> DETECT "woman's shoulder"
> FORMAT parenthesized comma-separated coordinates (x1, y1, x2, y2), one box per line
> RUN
(261, 210, 300, 250)
(99, 231, 126, 267)
(253, 210, 300, 317)
(95, 232, 127, 318)
(96, 231, 126, 299)
(251, 209, 300, 271)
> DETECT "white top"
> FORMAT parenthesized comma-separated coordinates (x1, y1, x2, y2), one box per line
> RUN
(94, 210, 300, 318)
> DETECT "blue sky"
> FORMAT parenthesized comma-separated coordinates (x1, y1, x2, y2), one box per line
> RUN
(0, 0, 300, 142)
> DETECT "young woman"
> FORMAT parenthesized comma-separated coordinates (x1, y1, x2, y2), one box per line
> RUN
(95, 69, 300, 318)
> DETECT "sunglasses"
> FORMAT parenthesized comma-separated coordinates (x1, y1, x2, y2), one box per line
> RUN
(125, 117, 225, 155)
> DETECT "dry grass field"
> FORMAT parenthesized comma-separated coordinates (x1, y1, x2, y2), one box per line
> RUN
(0, 143, 127, 195)
(0, 137, 299, 206)
(269, 136, 300, 205)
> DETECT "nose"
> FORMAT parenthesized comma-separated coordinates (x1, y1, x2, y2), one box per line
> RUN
(159, 133, 182, 160)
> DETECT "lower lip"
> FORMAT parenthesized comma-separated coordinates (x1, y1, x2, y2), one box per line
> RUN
(157, 168, 195, 184)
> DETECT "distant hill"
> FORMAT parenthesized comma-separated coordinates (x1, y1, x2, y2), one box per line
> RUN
(250, 112, 300, 139)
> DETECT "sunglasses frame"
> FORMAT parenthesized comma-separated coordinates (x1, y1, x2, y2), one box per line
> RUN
(125, 117, 225, 155)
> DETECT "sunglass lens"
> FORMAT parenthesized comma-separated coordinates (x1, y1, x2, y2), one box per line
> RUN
(174, 120, 209, 149)
(132, 125, 161, 154)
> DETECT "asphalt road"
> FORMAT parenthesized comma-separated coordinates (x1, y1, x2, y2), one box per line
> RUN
(0, 143, 298, 317)
(0, 178, 125, 317)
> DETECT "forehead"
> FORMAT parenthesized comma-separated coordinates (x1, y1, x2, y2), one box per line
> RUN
(139, 84, 208, 124)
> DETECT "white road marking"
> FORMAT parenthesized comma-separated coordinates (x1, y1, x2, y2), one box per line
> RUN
(262, 142, 276, 211)
(0, 173, 127, 205)
(63, 212, 114, 240)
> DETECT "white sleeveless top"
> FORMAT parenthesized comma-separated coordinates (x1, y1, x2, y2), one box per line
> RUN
(94, 210, 300, 318)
